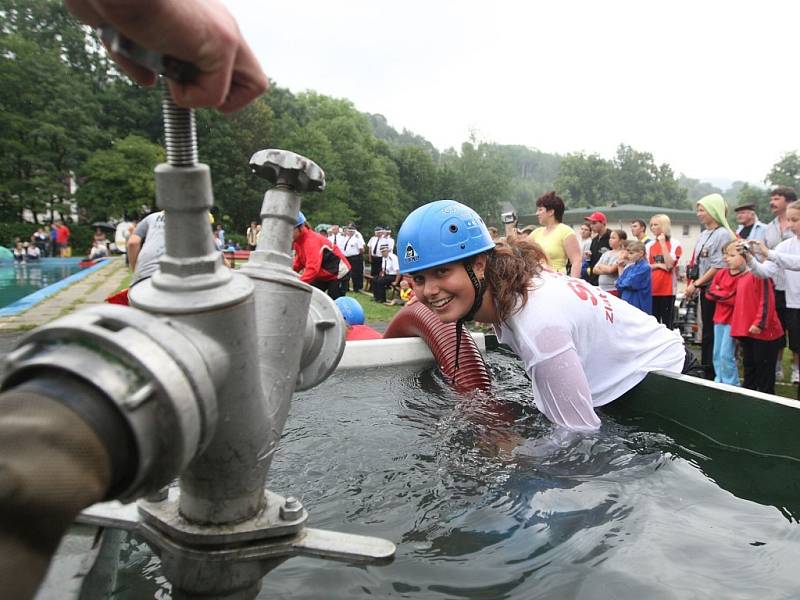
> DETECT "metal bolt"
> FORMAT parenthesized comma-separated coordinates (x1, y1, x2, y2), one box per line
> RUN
(249, 149, 326, 192)
(279, 496, 304, 521)
(162, 90, 198, 167)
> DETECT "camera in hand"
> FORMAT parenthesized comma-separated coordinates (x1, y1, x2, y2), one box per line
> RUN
(686, 264, 699, 280)
(501, 211, 517, 224)
(654, 255, 665, 264)
(738, 240, 755, 254)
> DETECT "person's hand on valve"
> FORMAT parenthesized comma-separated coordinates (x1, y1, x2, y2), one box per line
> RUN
(65, 0, 268, 112)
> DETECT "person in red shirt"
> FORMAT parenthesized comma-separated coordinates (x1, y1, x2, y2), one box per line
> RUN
(648, 214, 682, 329)
(292, 211, 351, 299)
(731, 243, 785, 394)
(55, 220, 71, 257)
(705, 241, 745, 385)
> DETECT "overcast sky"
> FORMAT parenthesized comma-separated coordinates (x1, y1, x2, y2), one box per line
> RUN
(226, 0, 799, 187)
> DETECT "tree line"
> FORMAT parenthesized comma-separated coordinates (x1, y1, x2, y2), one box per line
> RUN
(2, 0, 798, 236)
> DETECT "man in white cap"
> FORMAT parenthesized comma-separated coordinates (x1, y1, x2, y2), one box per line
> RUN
(367, 226, 385, 280)
(328, 224, 344, 250)
(372, 242, 400, 303)
(340, 224, 365, 293)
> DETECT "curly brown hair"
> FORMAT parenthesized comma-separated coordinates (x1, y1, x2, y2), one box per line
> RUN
(482, 236, 547, 322)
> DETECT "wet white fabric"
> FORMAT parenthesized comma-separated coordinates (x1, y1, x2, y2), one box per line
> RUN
(748, 237, 800, 308)
(495, 271, 685, 430)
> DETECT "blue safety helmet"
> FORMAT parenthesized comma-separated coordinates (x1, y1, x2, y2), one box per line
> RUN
(335, 296, 365, 326)
(296, 211, 306, 227)
(397, 200, 495, 273)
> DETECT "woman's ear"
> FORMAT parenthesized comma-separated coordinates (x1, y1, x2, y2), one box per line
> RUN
(473, 254, 487, 279)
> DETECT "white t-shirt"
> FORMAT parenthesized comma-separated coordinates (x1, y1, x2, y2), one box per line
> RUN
(114, 221, 132, 253)
(495, 271, 685, 430)
(328, 232, 346, 251)
(133, 211, 166, 282)
(380, 253, 400, 276)
(750, 236, 800, 308)
(342, 233, 365, 257)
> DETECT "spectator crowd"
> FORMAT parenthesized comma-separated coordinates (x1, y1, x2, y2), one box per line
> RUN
(499, 187, 798, 397)
(6, 184, 796, 401)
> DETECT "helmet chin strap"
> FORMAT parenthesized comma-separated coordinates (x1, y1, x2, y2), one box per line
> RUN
(453, 261, 487, 381)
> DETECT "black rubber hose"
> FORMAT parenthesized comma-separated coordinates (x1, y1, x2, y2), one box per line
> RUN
(0, 372, 135, 599)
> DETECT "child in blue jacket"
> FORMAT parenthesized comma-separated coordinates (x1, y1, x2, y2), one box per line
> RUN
(616, 240, 653, 315)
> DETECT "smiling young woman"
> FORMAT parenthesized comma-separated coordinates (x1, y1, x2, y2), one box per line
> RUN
(398, 200, 693, 431)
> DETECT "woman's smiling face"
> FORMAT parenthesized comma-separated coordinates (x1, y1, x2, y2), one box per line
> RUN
(411, 261, 479, 323)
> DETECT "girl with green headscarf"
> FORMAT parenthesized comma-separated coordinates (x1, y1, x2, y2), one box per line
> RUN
(685, 193, 735, 380)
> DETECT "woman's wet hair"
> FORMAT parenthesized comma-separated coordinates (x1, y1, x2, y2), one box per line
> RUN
(482, 236, 547, 322)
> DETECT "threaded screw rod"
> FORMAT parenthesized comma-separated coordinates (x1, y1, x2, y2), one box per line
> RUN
(161, 90, 198, 167)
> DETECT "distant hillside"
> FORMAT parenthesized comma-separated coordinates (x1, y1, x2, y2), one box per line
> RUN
(367, 114, 439, 158)
(365, 113, 767, 215)
(366, 114, 563, 214)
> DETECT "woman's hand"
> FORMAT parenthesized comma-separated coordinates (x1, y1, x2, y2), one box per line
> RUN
(685, 282, 696, 298)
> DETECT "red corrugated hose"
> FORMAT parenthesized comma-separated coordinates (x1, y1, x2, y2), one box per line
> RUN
(383, 302, 492, 393)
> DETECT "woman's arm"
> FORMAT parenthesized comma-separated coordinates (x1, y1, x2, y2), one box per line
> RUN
(531, 349, 600, 431)
(746, 255, 778, 280)
(593, 260, 616, 275)
(564, 233, 582, 278)
(767, 249, 800, 271)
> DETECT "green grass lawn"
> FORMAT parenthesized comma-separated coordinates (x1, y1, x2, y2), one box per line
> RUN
(116, 272, 132, 293)
(348, 291, 403, 324)
(688, 343, 798, 401)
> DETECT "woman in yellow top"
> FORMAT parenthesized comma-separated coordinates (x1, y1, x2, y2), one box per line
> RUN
(528, 191, 582, 277)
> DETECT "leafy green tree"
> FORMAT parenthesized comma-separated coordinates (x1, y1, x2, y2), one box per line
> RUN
(272, 92, 405, 230)
(197, 99, 275, 234)
(392, 145, 438, 211)
(554, 153, 618, 208)
(440, 141, 512, 222)
(0, 32, 105, 221)
(735, 183, 770, 222)
(766, 152, 800, 190)
(612, 145, 687, 208)
(679, 175, 722, 204)
(75, 135, 164, 221)
(368, 113, 439, 158)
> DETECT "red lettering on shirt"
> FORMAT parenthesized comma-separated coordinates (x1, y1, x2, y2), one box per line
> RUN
(567, 280, 598, 306)
(562, 273, 616, 324)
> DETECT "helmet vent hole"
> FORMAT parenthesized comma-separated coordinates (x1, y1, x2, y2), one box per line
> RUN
(460, 244, 466, 249)
(449, 224, 458, 233)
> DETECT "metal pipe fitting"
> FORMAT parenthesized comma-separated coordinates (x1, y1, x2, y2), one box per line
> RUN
(0, 304, 221, 500)
(238, 149, 344, 472)
(130, 88, 269, 525)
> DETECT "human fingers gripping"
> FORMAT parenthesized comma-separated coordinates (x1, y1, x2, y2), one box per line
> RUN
(168, 1, 266, 110)
(66, 0, 267, 111)
(107, 50, 157, 87)
(217, 44, 269, 113)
